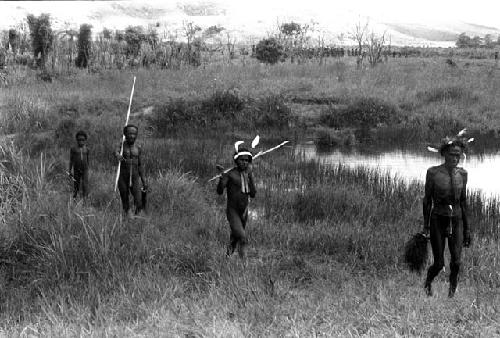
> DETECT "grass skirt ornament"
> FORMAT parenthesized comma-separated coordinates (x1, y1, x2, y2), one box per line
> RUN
(403, 232, 429, 274)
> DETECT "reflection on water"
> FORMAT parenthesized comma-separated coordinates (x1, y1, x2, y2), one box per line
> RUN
(296, 144, 500, 198)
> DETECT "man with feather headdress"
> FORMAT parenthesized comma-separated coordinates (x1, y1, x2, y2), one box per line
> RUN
(422, 131, 472, 298)
(216, 142, 257, 259)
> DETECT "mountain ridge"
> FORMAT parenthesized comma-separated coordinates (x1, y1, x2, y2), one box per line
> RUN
(1, 1, 499, 47)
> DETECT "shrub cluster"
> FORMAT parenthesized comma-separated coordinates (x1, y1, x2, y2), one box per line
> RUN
(254, 38, 284, 64)
(320, 97, 401, 129)
(147, 91, 294, 136)
(315, 127, 357, 147)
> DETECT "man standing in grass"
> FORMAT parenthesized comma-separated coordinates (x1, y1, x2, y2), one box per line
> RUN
(217, 145, 256, 259)
(69, 130, 90, 199)
(114, 124, 148, 218)
(422, 138, 471, 298)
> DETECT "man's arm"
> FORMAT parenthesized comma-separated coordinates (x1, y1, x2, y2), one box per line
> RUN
(422, 169, 434, 233)
(68, 148, 74, 172)
(114, 143, 123, 161)
(460, 170, 470, 246)
(248, 172, 256, 198)
(217, 172, 229, 195)
(137, 146, 147, 189)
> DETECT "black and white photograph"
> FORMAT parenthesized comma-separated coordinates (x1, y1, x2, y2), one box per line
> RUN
(0, 0, 500, 336)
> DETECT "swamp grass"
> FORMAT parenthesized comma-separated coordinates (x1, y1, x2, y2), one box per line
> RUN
(1, 58, 500, 335)
(1, 136, 500, 335)
(2, 57, 500, 147)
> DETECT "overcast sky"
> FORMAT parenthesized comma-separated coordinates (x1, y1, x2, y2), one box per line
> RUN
(2, 0, 500, 29)
(225, 0, 500, 27)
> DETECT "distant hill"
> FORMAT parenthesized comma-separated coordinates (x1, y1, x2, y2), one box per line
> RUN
(384, 22, 500, 43)
(1, 0, 499, 47)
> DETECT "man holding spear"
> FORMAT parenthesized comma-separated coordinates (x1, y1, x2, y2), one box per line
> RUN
(213, 137, 288, 258)
(114, 124, 148, 218)
(216, 143, 256, 259)
(113, 77, 148, 218)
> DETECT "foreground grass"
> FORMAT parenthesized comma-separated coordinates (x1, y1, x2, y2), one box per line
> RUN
(1, 138, 499, 336)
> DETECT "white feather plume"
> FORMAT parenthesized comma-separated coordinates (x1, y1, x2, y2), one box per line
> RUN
(427, 146, 439, 152)
(251, 135, 260, 149)
(234, 141, 244, 152)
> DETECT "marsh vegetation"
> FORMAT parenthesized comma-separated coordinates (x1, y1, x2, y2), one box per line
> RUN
(1, 55, 500, 335)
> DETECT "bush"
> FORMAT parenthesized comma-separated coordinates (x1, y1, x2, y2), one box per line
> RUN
(320, 97, 401, 129)
(26, 13, 54, 69)
(75, 24, 92, 68)
(124, 26, 145, 57)
(148, 99, 200, 137)
(201, 89, 245, 115)
(254, 38, 284, 64)
(315, 127, 356, 147)
(147, 93, 293, 136)
(253, 95, 294, 129)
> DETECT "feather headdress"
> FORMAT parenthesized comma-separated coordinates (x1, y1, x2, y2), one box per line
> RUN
(233, 135, 260, 161)
(426, 128, 474, 156)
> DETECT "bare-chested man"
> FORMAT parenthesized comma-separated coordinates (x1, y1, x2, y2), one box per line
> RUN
(217, 146, 256, 259)
(423, 139, 471, 298)
(114, 124, 148, 218)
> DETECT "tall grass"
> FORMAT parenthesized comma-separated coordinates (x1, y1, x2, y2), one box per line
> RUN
(1, 137, 500, 335)
(3, 58, 500, 143)
(1, 59, 500, 335)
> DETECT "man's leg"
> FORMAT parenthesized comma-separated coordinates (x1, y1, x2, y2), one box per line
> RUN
(117, 177, 130, 214)
(73, 172, 81, 198)
(448, 217, 463, 298)
(226, 208, 246, 257)
(238, 208, 249, 258)
(81, 170, 89, 198)
(131, 176, 142, 214)
(425, 215, 446, 295)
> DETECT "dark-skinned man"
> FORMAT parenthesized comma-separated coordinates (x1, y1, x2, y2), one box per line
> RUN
(422, 138, 471, 298)
(217, 145, 256, 259)
(114, 124, 148, 219)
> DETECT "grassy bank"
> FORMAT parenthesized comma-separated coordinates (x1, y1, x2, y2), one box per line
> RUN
(2, 58, 500, 148)
(1, 137, 500, 336)
(0, 59, 500, 335)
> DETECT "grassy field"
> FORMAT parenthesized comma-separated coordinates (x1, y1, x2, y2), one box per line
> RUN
(1, 58, 500, 336)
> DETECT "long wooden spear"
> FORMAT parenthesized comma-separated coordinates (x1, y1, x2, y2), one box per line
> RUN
(114, 76, 136, 192)
(207, 140, 289, 182)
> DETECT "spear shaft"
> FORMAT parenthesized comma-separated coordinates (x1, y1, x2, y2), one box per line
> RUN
(114, 76, 136, 192)
(208, 141, 289, 182)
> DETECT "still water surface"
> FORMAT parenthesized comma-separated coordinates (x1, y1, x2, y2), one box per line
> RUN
(296, 143, 500, 198)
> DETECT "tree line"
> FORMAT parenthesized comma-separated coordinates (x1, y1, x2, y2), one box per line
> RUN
(0, 13, 242, 72)
(3, 14, 497, 74)
(456, 33, 500, 49)
(0, 13, 394, 73)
